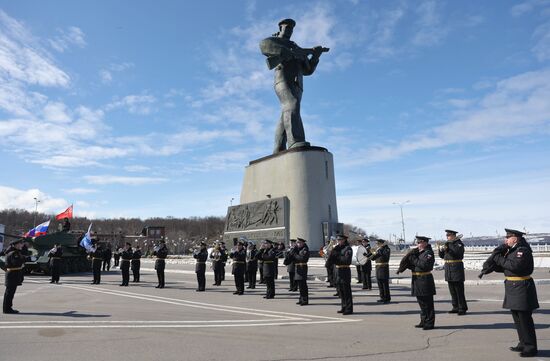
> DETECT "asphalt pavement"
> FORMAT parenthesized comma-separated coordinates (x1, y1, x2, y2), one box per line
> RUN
(0, 265, 549, 361)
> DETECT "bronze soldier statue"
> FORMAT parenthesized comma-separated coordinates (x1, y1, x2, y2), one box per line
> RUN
(489, 229, 539, 357)
(438, 229, 468, 315)
(260, 18, 329, 153)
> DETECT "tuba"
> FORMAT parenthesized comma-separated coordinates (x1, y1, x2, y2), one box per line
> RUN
(210, 244, 221, 261)
(319, 239, 336, 259)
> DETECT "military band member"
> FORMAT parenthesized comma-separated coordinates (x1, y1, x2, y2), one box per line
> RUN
(102, 245, 112, 271)
(259, 240, 277, 299)
(284, 239, 297, 291)
(410, 236, 436, 330)
(153, 240, 168, 288)
(491, 229, 539, 357)
(3, 238, 25, 314)
(246, 242, 258, 289)
(211, 241, 225, 286)
(439, 229, 467, 315)
(292, 238, 310, 305)
(370, 238, 391, 303)
(220, 241, 228, 282)
(333, 234, 353, 314)
(360, 237, 372, 290)
(119, 242, 133, 286)
(230, 240, 247, 295)
(131, 245, 142, 282)
(324, 236, 336, 288)
(90, 241, 103, 285)
(275, 241, 285, 281)
(113, 248, 121, 268)
(48, 243, 63, 284)
(193, 241, 208, 291)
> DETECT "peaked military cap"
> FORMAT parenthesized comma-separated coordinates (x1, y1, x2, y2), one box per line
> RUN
(296, 237, 307, 243)
(415, 236, 431, 242)
(278, 18, 296, 28)
(290, 239, 297, 243)
(237, 240, 246, 245)
(125, 242, 132, 246)
(505, 228, 525, 237)
(336, 234, 348, 240)
(376, 238, 386, 244)
(264, 239, 273, 244)
(445, 229, 458, 234)
(200, 241, 207, 246)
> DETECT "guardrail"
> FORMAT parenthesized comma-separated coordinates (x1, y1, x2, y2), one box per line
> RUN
(464, 244, 550, 252)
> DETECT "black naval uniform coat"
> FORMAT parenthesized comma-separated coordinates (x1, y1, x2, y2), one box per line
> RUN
(90, 247, 103, 284)
(259, 247, 277, 298)
(371, 244, 391, 302)
(334, 243, 353, 314)
(284, 248, 296, 291)
(131, 249, 142, 282)
(153, 245, 168, 288)
(120, 248, 133, 286)
(409, 245, 436, 329)
(48, 246, 63, 283)
(230, 248, 247, 294)
(194, 248, 208, 291)
(293, 245, 310, 304)
(438, 239, 467, 312)
(3, 246, 25, 313)
(246, 248, 258, 288)
(493, 240, 539, 355)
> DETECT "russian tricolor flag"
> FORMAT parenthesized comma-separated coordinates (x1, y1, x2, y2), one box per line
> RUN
(24, 220, 51, 238)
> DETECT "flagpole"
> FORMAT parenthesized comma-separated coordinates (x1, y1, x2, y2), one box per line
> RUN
(33, 197, 40, 228)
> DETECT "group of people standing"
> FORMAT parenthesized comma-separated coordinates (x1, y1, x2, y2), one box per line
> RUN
(2, 227, 539, 357)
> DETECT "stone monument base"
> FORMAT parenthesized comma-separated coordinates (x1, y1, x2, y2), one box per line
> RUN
(239, 146, 338, 251)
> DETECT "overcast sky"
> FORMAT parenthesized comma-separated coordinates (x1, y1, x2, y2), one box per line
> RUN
(1, 0, 549, 241)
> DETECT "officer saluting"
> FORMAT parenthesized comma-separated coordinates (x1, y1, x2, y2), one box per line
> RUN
(409, 236, 436, 330)
(3, 238, 25, 314)
(48, 243, 63, 284)
(229, 240, 247, 295)
(334, 234, 353, 315)
(491, 228, 539, 358)
(153, 240, 168, 288)
(438, 229, 467, 315)
(193, 241, 208, 292)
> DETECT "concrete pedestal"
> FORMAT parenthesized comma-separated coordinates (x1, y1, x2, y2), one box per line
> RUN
(240, 146, 338, 251)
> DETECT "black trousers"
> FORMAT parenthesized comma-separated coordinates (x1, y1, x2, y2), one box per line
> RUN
(337, 283, 353, 313)
(259, 265, 264, 283)
(377, 279, 391, 301)
(92, 261, 102, 284)
(114, 257, 119, 267)
(196, 271, 205, 291)
(361, 267, 372, 289)
(132, 268, 140, 282)
(247, 266, 257, 288)
(417, 295, 435, 327)
(234, 272, 245, 294)
(102, 258, 111, 271)
(298, 279, 308, 304)
(448, 281, 468, 311)
(511, 310, 537, 353)
(121, 265, 130, 286)
(214, 268, 222, 285)
(326, 266, 334, 287)
(3, 284, 17, 312)
(51, 263, 61, 283)
(265, 276, 275, 298)
(356, 265, 363, 283)
(157, 268, 165, 287)
(289, 271, 296, 290)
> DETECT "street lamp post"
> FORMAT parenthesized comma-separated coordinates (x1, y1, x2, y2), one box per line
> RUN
(33, 197, 41, 228)
(393, 200, 410, 244)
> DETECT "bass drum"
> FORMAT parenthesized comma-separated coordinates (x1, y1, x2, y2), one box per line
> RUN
(351, 245, 368, 266)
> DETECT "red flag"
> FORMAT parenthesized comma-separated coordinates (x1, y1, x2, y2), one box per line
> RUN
(55, 205, 73, 220)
